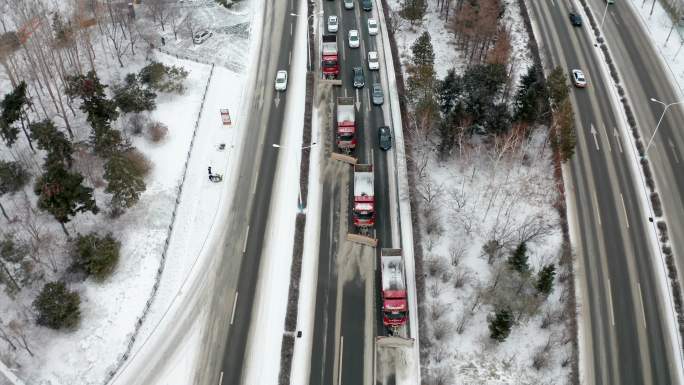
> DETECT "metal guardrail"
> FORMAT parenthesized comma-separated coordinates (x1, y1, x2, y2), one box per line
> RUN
(103, 62, 215, 385)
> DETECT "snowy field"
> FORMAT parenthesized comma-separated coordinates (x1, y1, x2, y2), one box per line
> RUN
(0, 2, 255, 384)
(386, 0, 573, 383)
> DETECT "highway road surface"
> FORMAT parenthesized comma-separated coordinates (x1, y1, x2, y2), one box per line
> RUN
(528, 1, 681, 384)
(308, 0, 398, 384)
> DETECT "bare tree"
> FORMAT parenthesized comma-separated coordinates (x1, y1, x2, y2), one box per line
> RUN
(146, 0, 172, 32)
(9, 318, 33, 357)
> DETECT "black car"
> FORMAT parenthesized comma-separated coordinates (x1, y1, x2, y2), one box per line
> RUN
(569, 11, 582, 26)
(353, 67, 365, 88)
(362, 0, 372, 11)
(378, 126, 392, 150)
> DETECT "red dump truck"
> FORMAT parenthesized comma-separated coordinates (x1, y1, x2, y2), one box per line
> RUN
(336, 97, 356, 150)
(322, 34, 339, 79)
(353, 164, 375, 227)
(381, 248, 408, 329)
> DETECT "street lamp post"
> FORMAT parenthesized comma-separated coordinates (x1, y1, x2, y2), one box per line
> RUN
(291, 11, 323, 71)
(645, 98, 684, 154)
(273, 142, 317, 212)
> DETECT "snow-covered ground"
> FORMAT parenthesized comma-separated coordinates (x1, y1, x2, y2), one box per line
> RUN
(386, 0, 573, 383)
(0, 2, 255, 384)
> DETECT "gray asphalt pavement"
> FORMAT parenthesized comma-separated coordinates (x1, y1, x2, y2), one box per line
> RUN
(192, 0, 306, 383)
(528, 1, 680, 384)
(308, 0, 396, 384)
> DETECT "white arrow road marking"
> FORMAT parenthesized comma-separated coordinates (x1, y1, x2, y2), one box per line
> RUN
(669, 139, 680, 163)
(355, 88, 361, 111)
(590, 124, 600, 150)
(613, 128, 623, 153)
(219, 371, 224, 385)
(274, 93, 281, 108)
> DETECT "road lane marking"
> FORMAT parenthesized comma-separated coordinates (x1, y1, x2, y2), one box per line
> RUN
(620, 193, 629, 228)
(613, 128, 623, 153)
(603, 125, 611, 152)
(252, 173, 258, 195)
(669, 139, 680, 163)
(231, 292, 239, 325)
(637, 283, 647, 328)
(337, 336, 344, 385)
(218, 371, 224, 385)
(590, 124, 600, 151)
(289, 51, 292, 65)
(243, 226, 250, 253)
(366, 88, 371, 112)
(608, 279, 615, 326)
(592, 191, 601, 226)
(290, 23, 293, 36)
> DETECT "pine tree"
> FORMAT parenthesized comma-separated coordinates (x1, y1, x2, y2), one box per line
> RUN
(113, 73, 157, 114)
(546, 66, 569, 108)
(29, 120, 74, 167)
(72, 232, 121, 281)
(104, 150, 147, 213)
(552, 98, 577, 162)
(508, 241, 529, 273)
(514, 65, 545, 123)
(0, 160, 29, 220)
(401, 0, 427, 25)
(412, 31, 434, 68)
(0, 81, 28, 146)
(438, 69, 461, 116)
(462, 63, 507, 125)
(484, 102, 511, 135)
(33, 281, 80, 330)
(34, 163, 99, 236)
(138, 62, 188, 93)
(536, 263, 556, 295)
(489, 307, 513, 341)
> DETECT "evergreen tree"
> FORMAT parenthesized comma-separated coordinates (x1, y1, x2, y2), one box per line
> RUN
(0, 81, 28, 146)
(72, 232, 121, 281)
(412, 31, 435, 68)
(104, 150, 147, 213)
(484, 102, 511, 135)
(462, 63, 507, 125)
(34, 163, 99, 236)
(29, 120, 74, 167)
(552, 98, 577, 162)
(546, 66, 569, 108)
(508, 241, 529, 273)
(514, 65, 545, 123)
(437, 102, 466, 159)
(138, 62, 188, 94)
(33, 281, 80, 330)
(489, 307, 513, 341)
(401, 0, 427, 25)
(438, 69, 461, 116)
(113, 73, 157, 114)
(0, 160, 29, 220)
(536, 263, 556, 295)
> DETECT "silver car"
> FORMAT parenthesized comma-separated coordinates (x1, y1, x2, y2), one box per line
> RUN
(327, 15, 338, 33)
(371, 83, 384, 105)
(344, 0, 354, 9)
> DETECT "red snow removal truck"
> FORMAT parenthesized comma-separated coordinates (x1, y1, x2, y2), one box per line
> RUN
(336, 97, 356, 150)
(381, 248, 408, 329)
(322, 34, 339, 79)
(353, 164, 375, 227)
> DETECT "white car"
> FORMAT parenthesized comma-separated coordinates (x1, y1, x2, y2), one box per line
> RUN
(368, 51, 379, 70)
(275, 70, 288, 91)
(193, 30, 212, 44)
(344, 0, 354, 9)
(367, 18, 379, 35)
(572, 69, 586, 88)
(327, 15, 339, 33)
(348, 29, 360, 48)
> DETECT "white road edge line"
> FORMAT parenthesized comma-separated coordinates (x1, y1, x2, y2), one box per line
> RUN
(243, 225, 250, 253)
(230, 292, 239, 325)
(593, 190, 602, 226)
(620, 193, 630, 228)
(337, 336, 344, 385)
(608, 279, 615, 326)
(218, 371, 224, 385)
(637, 282, 647, 329)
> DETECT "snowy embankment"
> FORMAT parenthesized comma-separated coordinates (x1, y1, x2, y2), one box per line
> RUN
(386, 0, 573, 383)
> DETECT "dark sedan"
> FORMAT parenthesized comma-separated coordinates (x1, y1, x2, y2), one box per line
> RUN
(569, 11, 582, 26)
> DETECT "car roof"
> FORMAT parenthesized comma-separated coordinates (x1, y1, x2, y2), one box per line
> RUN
(373, 83, 382, 90)
(350, 29, 358, 35)
(369, 18, 377, 24)
(368, 51, 378, 58)
(329, 15, 337, 20)
(379, 126, 390, 133)
(277, 70, 287, 77)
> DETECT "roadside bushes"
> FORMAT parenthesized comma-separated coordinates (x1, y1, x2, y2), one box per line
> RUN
(33, 281, 81, 330)
(71, 232, 121, 281)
